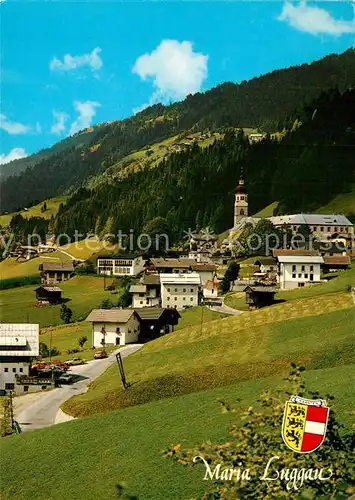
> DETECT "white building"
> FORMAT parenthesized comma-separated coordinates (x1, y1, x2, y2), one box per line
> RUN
(160, 273, 201, 310)
(129, 274, 161, 308)
(0, 324, 39, 394)
(85, 309, 141, 347)
(268, 214, 354, 238)
(203, 280, 220, 298)
(276, 254, 324, 289)
(191, 263, 217, 286)
(97, 254, 146, 276)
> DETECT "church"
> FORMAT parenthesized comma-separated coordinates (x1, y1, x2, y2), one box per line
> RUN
(232, 170, 354, 238)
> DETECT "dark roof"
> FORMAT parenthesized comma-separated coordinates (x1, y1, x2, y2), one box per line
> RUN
(134, 308, 181, 321)
(191, 263, 217, 271)
(150, 258, 196, 269)
(313, 241, 346, 253)
(141, 273, 161, 285)
(243, 286, 278, 293)
(40, 262, 74, 272)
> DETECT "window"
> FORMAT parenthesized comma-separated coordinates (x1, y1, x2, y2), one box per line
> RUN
(24, 386, 29, 392)
(292, 273, 296, 279)
(4, 367, 8, 373)
(175, 288, 178, 292)
(183, 297, 186, 301)
(298, 283, 305, 288)
(292, 265, 296, 272)
(167, 287, 170, 292)
(12, 368, 16, 373)
(19, 368, 23, 373)
(301, 265, 305, 272)
(310, 274, 314, 281)
(5, 383, 15, 390)
(139, 293, 144, 297)
(140, 301, 143, 304)
(270, 266, 274, 271)
(304, 274, 308, 279)
(190, 288, 194, 292)
(211, 289, 214, 294)
(298, 274, 302, 278)
(174, 297, 177, 301)
(241, 196, 244, 200)
(167, 297, 170, 301)
(321, 227, 324, 232)
(190, 297, 193, 301)
(183, 288, 186, 292)
(310, 265, 313, 271)
(42, 386, 47, 390)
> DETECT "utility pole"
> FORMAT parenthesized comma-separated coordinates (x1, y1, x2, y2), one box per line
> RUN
(115, 352, 128, 390)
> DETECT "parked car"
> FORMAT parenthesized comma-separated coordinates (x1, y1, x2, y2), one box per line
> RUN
(58, 373, 73, 384)
(65, 357, 84, 366)
(94, 349, 108, 359)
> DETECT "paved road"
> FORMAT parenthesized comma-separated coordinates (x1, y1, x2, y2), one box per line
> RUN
(209, 301, 242, 316)
(15, 344, 143, 433)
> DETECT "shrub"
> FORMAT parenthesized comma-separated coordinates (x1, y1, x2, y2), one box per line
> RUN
(60, 304, 73, 323)
(67, 348, 80, 355)
(78, 335, 88, 348)
(164, 365, 355, 499)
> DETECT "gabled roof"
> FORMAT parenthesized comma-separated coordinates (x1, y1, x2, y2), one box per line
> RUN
(141, 273, 161, 285)
(243, 286, 278, 293)
(323, 255, 350, 266)
(35, 286, 62, 293)
(0, 323, 39, 357)
(268, 214, 353, 227)
(40, 262, 74, 272)
(85, 309, 136, 323)
(129, 285, 146, 293)
(191, 263, 217, 271)
(134, 307, 181, 321)
(150, 258, 196, 269)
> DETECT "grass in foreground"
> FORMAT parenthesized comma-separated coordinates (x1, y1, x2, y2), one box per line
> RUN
(2, 363, 355, 500)
(0, 275, 115, 326)
(63, 293, 354, 417)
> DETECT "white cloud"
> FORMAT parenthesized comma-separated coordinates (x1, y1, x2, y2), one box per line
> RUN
(51, 110, 69, 135)
(35, 122, 42, 134)
(0, 114, 30, 134)
(278, 1, 355, 36)
(50, 47, 103, 72)
(0, 148, 27, 165)
(69, 101, 100, 135)
(132, 39, 208, 109)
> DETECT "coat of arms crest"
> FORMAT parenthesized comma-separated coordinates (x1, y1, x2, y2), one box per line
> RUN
(282, 395, 329, 453)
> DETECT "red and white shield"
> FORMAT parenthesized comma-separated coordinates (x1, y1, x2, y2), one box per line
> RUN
(282, 396, 329, 453)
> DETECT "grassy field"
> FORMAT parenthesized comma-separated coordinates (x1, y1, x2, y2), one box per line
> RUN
(63, 291, 354, 417)
(2, 362, 354, 500)
(0, 251, 69, 280)
(0, 275, 115, 326)
(315, 185, 355, 215)
(253, 201, 279, 218)
(175, 306, 227, 330)
(60, 238, 120, 260)
(224, 291, 250, 311)
(0, 196, 68, 228)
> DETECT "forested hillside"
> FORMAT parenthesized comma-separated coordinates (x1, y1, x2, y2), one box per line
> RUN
(51, 88, 355, 243)
(1, 49, 354, 213)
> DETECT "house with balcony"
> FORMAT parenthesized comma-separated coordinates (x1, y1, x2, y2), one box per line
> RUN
(39, 262, 74, 285)
(129, 273, 161, 308)
(96, 254, 146, 276)
(0, 324, 39, 394)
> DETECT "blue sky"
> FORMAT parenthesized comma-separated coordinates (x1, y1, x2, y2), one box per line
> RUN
(1, 1, 354, 164)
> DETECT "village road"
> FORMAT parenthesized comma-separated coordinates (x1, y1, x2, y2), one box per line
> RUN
(14, 344, 143, 433)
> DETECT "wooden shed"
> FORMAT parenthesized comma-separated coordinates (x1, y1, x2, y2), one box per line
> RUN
(243, 286, 278, 309)
(35, 286, 62, 304)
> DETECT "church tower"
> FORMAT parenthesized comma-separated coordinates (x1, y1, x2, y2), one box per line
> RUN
(234, 169, 248, 226)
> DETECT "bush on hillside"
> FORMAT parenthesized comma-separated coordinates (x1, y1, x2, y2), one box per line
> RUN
(0, 274, 41, 290)
(164, 364, 355, 499)
(39, 342, 60, 358)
